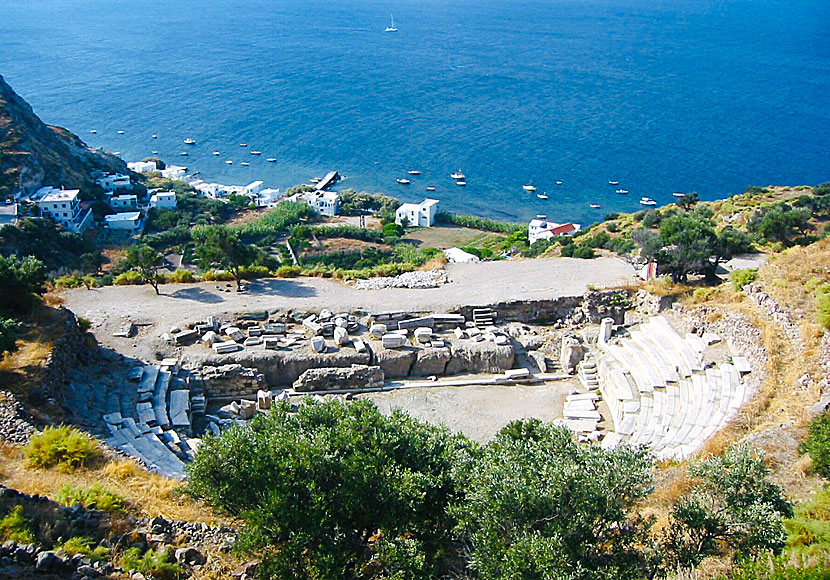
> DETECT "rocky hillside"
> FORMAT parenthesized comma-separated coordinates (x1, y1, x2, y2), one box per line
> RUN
(0, 75, 127, 198)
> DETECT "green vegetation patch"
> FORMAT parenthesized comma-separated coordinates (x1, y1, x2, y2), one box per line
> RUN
(24, 425, 103, 472)
(0, 506, 35, 544)
(56, 482, 125, 513)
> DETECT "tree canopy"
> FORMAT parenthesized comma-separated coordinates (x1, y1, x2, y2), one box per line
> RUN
(193, 225, 255, 290)
(125, 244, 164, 295)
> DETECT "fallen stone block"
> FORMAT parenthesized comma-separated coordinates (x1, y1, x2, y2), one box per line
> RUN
(319, 309, 333, 321)
(353, 338, 367, 353)
(303, 317, 322, 335)
(213, 341, 241, 354)
(310, 336, 327, 353)
(206, 315, 219, 330)
(494, 335, 509, 346)
(248, 327, 262, 337)
(238, 399, 257, 419)
(262, 323, 286, 335)
(430, 339, 445, 348)
(504, 368, 531, 380)
(293, 364, 384, 392)
(398, 316, 434, 330)
(264, 337, 280, 349)
(225, 326, 246, 342)
(370, 323, 387, 338)
(257, 389, 272, 410)
(334, 327, 350, 346)
(467, 327, 482, 337)
(173, 328, 199, 345)
(244, 336, 263, 346)
(382, 333, 407, 349)
(414, 327, 432, 343)
(335, 317, 347, 328)
(202, 330, 220, 344)
(453, 327, 466, 339)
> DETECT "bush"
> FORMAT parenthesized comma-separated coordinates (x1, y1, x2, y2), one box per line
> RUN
(201, 270, 235, 282)
(730, 268, 758, 291)
(801, 409, 830, 479)
(0, 506, 35, 543)
(113, 270, 144, 286)
(276, 265, 301, 278)
(164, 269, 197, 283)
(239, 265, 272, 279)
(61, 536, 111, 562)
(720, 558, 830, 580)
(56, 483, 125, 513)
(119, 547, 182, 580)
(24, 426, 103, 472)
(817, 284, 830, 329)
(54, 274, 84, 289)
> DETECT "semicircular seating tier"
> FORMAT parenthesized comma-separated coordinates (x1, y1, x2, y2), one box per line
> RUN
(597, 316, 750, 460)
(100, 360, 204, 479)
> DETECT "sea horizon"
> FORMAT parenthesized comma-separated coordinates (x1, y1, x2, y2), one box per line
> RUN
(1, 0, 828, 224)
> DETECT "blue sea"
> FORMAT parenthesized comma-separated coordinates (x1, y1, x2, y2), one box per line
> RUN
(1, 0, 828, 224)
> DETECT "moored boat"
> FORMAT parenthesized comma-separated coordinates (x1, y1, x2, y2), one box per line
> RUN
(213, 151, 220, 155)
(589, 203, 601, 208)
(251, 151, 261, 155)
(396, 178, 411, 185)
(117, 130, 125, 134)
(184, 138, 196, 145)
(226, 160, 233, 164)
(450, 170, 465, 180)
(267, 158, 277, 162)
(672, 192, 685, 197)
(89, 129, 97, 134)
(180, 151, 188, 156)
(640, 197, 657, 206)
(426, 186, 436, 191)
(616, 189, 629, 194)
(537, 193, 548, 200)
(456, 180, 466, 186)
(523, 182, 536, 192)
(240, 162, 250, 166)
(556, 180, 563, 185)
(609, 180, 619, 185)
(408, 170, 421, 175)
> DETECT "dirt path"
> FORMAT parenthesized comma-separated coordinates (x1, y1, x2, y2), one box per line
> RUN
(64, 256, 634, 330)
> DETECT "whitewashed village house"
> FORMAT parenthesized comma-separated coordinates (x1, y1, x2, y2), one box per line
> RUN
(395, 198, 439, 227)
(95, 173, 132, 191)
(109, 194, 138, 211)
(37, 188, 93, 234)
(528, 216, 581, 244)
(294, 190, 340, 217)
(105, 211, 143, 234)
(127, 160, 158, 173)
(149, 191, 177, 209)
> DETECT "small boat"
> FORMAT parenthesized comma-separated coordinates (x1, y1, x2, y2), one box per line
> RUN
(589, 203, 601, 209)
(152, 134, 157, 139)
(267, 158, 277, 162)
(250, 151, 261, 155)
(240, 162, 250, 166)
(180, 151, 189, 156)
(522, 182, 536, 192)
(239, 143, 247, 147)
(408, 170, 421, 175)
(672, 192, 685, 197)
(615, 189, 629, 194)
(640, 197, 657, 206)
(113, 151, 121, 156)
(117, 130, 125, 134)
(609, 180, 619, 185)
(184, 138, 196, 145)
(556, 180, 563, 185)
(397, 178, 411, 185)
(213, 151, 220, 156)
(537, 193, 548, 200)
(450, 170, 465, 180)
(426, 186, 436, 191)
(456, 180, 466, 186)
(385, 14, 398, 32)
(151, 150, 158, 154)
(89, 129, 97, 134)
(226, 160, 233, 164)
(310, 177, 322, 183)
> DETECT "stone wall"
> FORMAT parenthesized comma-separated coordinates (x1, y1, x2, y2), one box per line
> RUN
(45, 307, 90, 403)
(452, 290, 632, 326)
(293, 365, 384, 392)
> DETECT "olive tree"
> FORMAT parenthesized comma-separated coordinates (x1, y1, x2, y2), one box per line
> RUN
(125, 244, 164, 294)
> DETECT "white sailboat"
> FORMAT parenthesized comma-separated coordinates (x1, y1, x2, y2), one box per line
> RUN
(385, 15, 398, 32)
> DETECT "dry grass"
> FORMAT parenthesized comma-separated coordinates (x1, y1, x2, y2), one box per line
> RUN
(418, 255, 448, 271)
(0, 445, 233, 526)
(403, 225, 504, 250)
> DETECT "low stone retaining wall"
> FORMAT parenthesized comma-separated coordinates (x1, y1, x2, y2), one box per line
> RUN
(293, 365, 384, 392)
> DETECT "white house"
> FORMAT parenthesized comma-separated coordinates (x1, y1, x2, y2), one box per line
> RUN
(159, 165, 187, 180)
(110, 194, 138, 210)
(95, 173, 132, 191)
(149, 191, 177, 209)
(256, 188, 282, 208)
(105, 211, 143, 233)
(127, 160, 157, 173)
(302, 190, 340, 217)
(244, 181, 264, 195)
(528, 216, 581, 244)
(38, 188, 93, 234)
(395, 198, 439, 227)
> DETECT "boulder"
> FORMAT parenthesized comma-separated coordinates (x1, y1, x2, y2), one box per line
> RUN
(175, 547, 207, 566)
(559, 336, 584, 374)
(35, 550, 64, 571)
(411, 347, 451, 376)
(201, 331, 220, 344)
(238, 400, 257, 419)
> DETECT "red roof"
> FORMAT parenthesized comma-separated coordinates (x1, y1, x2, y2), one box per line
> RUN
(549, 223, 577, 236)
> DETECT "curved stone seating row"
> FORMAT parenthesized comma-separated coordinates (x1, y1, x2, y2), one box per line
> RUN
(102, 363, 192, 479)
(597, 316, 749, 460)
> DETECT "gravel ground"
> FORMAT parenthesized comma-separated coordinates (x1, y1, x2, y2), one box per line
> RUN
(65, 257, 634, 335)
(360, 382, 575, 442)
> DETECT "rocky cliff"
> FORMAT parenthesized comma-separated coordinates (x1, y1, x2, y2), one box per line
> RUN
(0, 75, 127, 197)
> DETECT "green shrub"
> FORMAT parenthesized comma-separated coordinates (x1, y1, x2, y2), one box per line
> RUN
(0, 506, 35, 543)
(784, 486, 830, 564)
(201, 270, 235, 282)
(730, 268, 758, 291)
(434, 212, 523, 234)
(56, 482, 125, 513)
(816, 284, 830, 330)
(76, 316, 92, 332)
(801, 410, 830, 479)
(239, 265, 272, 279)
(24, 426, 103, 472)
(54, 274, 84, 289)
(276, 265, 301, 278)
(165, 269, 196, 283)
(119, 547, 183, 580)
(719, 557, 830, 580)
(113, 270, 144, 286)
(61, 536, 111, 562)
